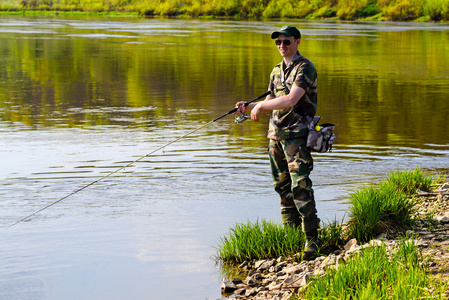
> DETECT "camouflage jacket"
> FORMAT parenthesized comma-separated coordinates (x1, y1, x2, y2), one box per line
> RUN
(267, 52, 317, 140)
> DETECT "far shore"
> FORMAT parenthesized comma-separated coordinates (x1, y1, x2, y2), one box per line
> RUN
(2, 0, 449, 23)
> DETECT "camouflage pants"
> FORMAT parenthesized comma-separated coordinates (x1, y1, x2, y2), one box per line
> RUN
(268, 138, 320, 233)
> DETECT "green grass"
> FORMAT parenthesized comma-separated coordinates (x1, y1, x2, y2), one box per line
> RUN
(347, 167, 441, 243)
(383, 166, 433, 195)
(217, 219, 305, 262)
(347, 183, 417, 243)
(216, 168, 447, 298)
(217, 168, 446, 261)
(318, 218, 345, 251)
(300, 238, 446, 299)
(217, 218, 347, 263)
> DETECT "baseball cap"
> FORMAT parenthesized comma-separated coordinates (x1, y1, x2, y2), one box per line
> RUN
(271, 25, 301, 39)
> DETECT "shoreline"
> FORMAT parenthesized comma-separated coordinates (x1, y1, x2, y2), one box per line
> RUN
(222, 182, 449, 299)
(1, 8, 449, 23)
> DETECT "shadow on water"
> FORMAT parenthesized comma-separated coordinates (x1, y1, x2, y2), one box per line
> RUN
(0, 16, 448, 300)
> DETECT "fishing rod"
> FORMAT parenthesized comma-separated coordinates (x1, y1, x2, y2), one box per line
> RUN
(5, 90, 271, 229)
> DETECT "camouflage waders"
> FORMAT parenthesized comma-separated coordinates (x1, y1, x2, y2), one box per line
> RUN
(268, 137, 320, 233)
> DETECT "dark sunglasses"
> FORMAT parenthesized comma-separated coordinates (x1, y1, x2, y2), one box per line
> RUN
(275, 39, 294, 46)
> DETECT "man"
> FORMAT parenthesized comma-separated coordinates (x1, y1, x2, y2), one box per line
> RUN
(235, 25, 320, 260)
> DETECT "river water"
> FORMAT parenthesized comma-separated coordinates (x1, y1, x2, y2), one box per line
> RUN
(0, 16, 448, 299)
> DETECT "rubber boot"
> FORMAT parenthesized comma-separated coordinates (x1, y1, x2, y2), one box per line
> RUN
(280, 207, 301, 228)
(302, 228, 320, 261)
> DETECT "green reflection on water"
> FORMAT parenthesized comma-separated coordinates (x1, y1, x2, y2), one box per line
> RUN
(1, 17, 448, 149)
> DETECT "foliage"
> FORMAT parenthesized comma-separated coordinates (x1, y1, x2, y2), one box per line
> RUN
(305, 5, 336, 19)
(262, 0, 313, 18)
(301, 239, 446, 299)
(336, 0, 377, 19)
(2, 0, 449, 20)
(336, 0, 381, 19)
(423, 0, 449, 21)
(239, 0, 270, 17)
(381, 0, 424, 20)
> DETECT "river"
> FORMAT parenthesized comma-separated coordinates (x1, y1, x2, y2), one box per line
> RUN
(0, 16, 448, 299)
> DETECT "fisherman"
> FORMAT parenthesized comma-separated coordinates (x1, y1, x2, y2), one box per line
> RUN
(235, 25, 320, 260)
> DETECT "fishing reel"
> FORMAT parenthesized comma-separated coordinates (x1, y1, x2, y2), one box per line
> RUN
(235, 113, 249, 124)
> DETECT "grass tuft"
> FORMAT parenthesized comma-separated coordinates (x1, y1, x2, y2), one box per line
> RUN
(217, 219, 305, 262)
(383, 166, 433, 195)
(346, 167, 438, 243)
(301, 238, 446, 299)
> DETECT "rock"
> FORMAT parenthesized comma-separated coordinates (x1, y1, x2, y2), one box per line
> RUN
(417, 239, 429, 247)
(262, 275, 275, 285)
(245, 289, 258, 297)
(221, 278, 236, 292)
(368, 239, 383, 247)
(250, 272, 263, 280)
(375, 233, 387, 240)
(238, 261, 248, 269)
(344, 238, 358, 251)
(281, 293, 293, 300)
(267, 281, 282, 291)
(277, 256, 286, 262)
(436, 214, 449, 223)
(320, 255, 337, 268)
(274, 261, 288, 272)
(282, 274, 304, 291)
(283, 264, 304, 275)
(283, 271, 313, 292)
(235, 288, 245, 295)
(245, 276, 258, 287)
(254, 259, 264, 269)
(436, 182, 449, 192)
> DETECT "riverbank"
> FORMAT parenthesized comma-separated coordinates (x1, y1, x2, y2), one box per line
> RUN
(1, 0, 449, 22)
(221, 182, 449, 299)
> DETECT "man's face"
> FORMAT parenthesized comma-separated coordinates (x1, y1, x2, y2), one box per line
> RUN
(275, 34, 299, 58)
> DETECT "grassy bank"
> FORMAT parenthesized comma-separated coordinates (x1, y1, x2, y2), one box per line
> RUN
(1, 0, 449, 21)
(218, 167, 443, 261)
(216, 167, 447, 298)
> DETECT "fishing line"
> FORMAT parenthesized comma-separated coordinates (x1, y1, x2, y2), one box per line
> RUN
(5, 91, 270, 229)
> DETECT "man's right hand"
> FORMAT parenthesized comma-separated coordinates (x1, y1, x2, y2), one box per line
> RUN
(235, 101, 247, 114)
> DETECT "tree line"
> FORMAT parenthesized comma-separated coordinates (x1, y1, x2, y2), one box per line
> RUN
(1, 0, 449, 21)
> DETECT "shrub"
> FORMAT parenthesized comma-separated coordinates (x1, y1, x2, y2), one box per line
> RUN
(262, 0, 313, 18)
(153, 1, 179, 16)
(240, 0, 269, 17)
(424, 0, 449, 21)
(305, 5, 336, 18)
(336, 0, 375, 19)
(382, 0, 424, 20)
